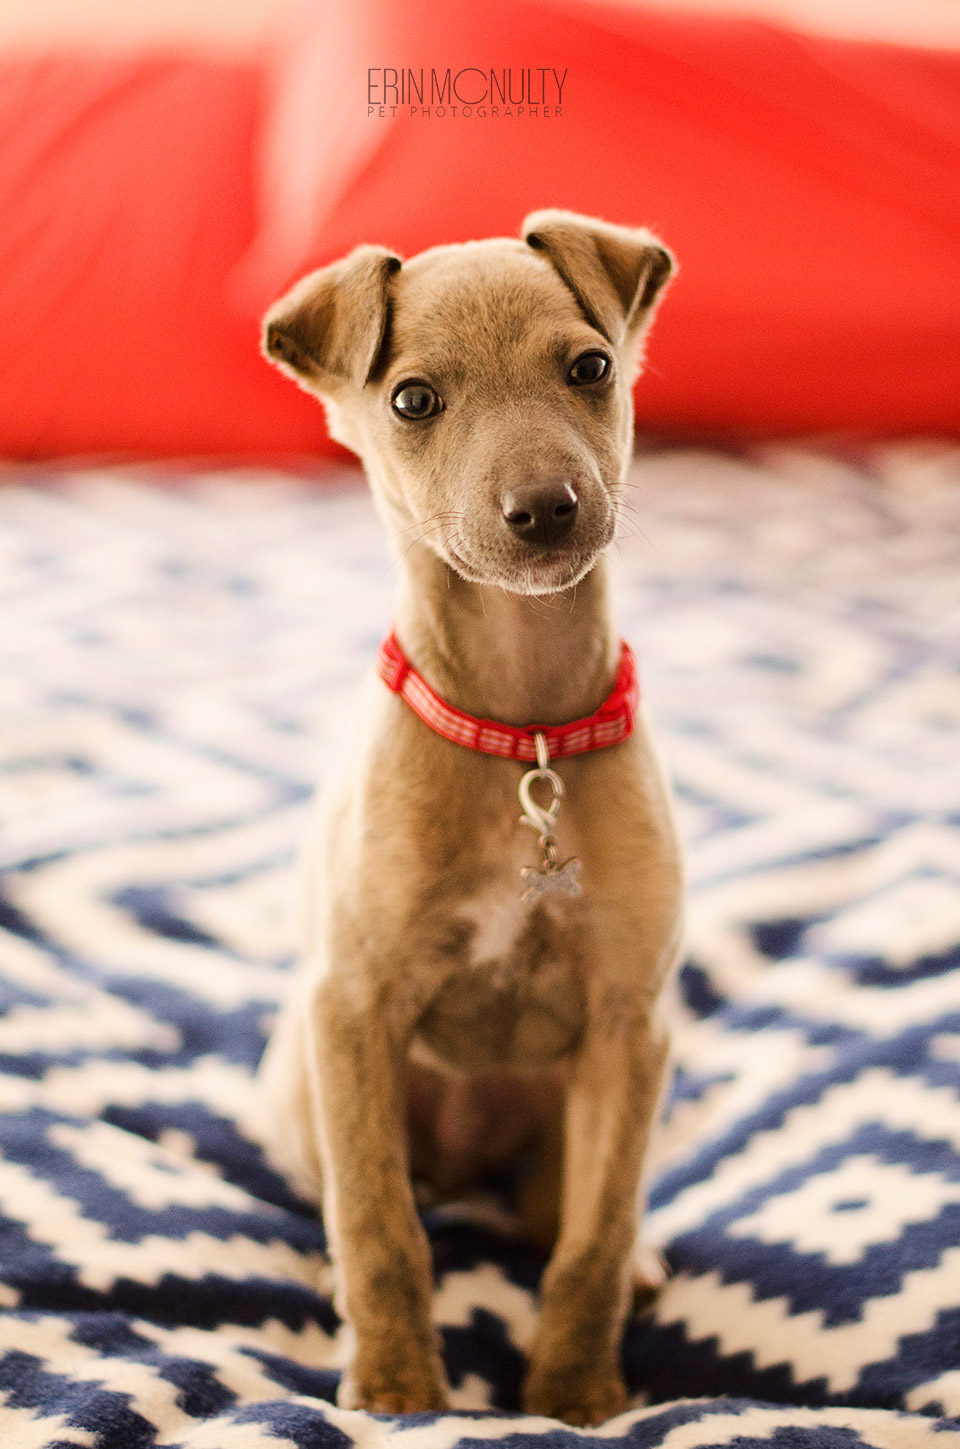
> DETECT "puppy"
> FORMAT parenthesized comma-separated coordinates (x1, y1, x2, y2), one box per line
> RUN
(257, 211, 684, 1426)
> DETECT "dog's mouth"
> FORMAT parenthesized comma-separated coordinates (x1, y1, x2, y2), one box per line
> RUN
(443, 530, 611, 596)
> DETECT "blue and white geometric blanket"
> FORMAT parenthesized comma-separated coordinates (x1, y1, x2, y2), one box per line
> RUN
(0, 444, 958, 1448)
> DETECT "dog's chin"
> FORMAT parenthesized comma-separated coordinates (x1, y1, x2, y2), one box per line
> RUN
(442, 540, 603, 596)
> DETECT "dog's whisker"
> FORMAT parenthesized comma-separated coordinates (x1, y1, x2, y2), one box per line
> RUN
(381, 518, 454, 578)
(390, 511, 465, 541)
(613, 499, 659, 553)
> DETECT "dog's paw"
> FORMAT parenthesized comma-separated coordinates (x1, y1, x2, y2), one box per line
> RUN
(337, 1362, 449, 1415)
(522, 1365, 628, 1427)
(631, 1241, 669, 1307)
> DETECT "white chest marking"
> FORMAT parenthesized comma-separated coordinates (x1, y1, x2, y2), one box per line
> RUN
(458, 892, 530, 967)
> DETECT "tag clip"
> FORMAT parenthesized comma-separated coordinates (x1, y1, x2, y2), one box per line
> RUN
(517, 733, 583, 903)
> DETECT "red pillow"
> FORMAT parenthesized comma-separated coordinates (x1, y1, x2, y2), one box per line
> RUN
(242, 0, 960, 437)
(0, 54, 339, 459)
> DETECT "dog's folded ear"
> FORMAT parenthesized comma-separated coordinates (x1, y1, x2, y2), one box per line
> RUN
(522, 210, 674, 354)
(262, 245, 402, 393)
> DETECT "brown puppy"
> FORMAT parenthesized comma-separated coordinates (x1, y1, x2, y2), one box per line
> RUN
(256, 211, 684, 1426)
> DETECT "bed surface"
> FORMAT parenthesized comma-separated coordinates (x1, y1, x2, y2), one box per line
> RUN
(0, 445, 958, 1447)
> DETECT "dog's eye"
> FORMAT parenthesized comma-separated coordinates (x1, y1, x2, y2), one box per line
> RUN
(391, 381, 442, 420)
(568, 352, 610, 386)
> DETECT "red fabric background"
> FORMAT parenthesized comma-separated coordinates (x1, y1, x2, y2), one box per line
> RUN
(245, 0, 960, 438)
(0, 55, 332, 459)
(0, 6, 958, 461)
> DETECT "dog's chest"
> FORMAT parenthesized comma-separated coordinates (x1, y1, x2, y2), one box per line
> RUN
(414, 886, 585, 1073)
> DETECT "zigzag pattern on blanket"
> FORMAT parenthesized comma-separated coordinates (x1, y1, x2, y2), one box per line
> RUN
(0, 449, 958, 1448)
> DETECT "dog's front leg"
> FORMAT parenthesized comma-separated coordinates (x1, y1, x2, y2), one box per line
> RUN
(309, 971, 449, 1413)
(522, 995, 670, 1426)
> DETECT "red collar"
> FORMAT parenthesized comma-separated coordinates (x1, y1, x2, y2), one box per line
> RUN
(376, 632, 639, 762)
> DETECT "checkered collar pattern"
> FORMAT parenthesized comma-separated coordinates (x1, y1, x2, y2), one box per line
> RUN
(376, 631, 639, 762)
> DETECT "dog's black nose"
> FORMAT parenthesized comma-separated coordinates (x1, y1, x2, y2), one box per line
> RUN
(501, 480, 579, 545)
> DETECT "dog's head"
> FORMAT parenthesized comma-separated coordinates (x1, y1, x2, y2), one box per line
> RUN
(264, 211, 674, 595)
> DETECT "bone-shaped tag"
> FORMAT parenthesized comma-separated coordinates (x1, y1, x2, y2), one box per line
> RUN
(520, 857, 583, 903)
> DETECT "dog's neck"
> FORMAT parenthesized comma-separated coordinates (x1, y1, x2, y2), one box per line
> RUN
(393, 541, 619, 728)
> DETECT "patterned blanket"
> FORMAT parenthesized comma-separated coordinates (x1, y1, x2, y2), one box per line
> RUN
(0, 446, 958, 1448)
